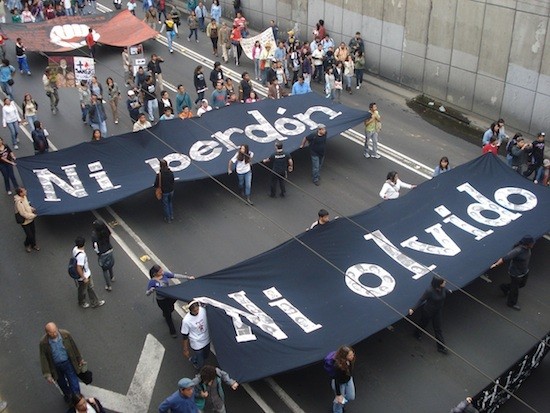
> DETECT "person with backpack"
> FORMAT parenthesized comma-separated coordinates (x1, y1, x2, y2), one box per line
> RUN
(325, 345, 356, 413)
(72, 236, 105, 309)
(31, 120, 49, 154)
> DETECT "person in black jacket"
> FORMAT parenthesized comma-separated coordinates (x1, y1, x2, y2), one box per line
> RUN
(331, 345, 355, 413)
(491, 235, 535, 311)
(154, 159, 175, 223)
(262, 141, 293, 197)
(209, 61, 224, 88)
(31, 120, 49, 154)
(409, 275, 449, 354)
(193, 65, 208, 105)
(523, 132, 545, 179)
(91, 220, 115, 291)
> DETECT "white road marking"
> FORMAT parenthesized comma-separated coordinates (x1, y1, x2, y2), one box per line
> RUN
(80, 334, 165, 413)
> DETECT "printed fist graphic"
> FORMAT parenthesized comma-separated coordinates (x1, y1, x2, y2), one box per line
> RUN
(49, 24, 100, 49)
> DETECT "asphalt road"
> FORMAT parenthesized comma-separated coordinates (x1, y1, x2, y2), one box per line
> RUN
(0, 4, 548, 413)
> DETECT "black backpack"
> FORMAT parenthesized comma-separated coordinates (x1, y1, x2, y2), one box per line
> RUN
(68, 252, 82, 280)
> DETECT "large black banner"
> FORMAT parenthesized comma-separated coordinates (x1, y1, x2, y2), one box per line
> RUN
(474, 331, 549, 412)
(158, 155, 550, 383)
(16, 94, 368, 215)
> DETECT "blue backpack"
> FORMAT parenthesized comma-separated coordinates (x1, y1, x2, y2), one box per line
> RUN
(323, 351, 337, 377)
(68, 252, 82, 280)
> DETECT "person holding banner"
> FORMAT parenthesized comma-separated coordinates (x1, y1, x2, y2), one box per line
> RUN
(228, 144, 254, 205)
(330, 345, 356, 413)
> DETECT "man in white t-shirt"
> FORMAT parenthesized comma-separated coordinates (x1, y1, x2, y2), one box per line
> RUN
(181, 300, 210, 370)
(73, 236, 105, 309)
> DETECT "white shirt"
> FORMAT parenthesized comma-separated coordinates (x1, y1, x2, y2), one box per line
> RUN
(231, 150, 253, 174)
(72, 246, 91, 280)
(133, 120, 152, 132)
(2, 102, 21, 126)
(181, 306, 210, 350)
(379, 179, 412, 200)
(197, 105, 212, 117)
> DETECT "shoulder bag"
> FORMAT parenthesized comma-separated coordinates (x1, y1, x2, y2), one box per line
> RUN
(155, 171, 162, 200)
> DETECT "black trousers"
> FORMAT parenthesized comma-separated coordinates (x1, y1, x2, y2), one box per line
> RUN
(21, 221, 36, 247)
(501, 274, 529, 306)
(415, 308, 445, 350)
(157, 298, 177, 334)
(270, 171, 286, 196)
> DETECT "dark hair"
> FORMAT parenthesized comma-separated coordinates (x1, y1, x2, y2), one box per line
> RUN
(439, 156, 449, 169)
(71, 393, 85, 407)
(318, 209, 329, 217)
(431, 275, 445, 290)
(489, 136, 497, 143)
(2, 59, 9, 66)
(92, 220, 110, 240)
(334, 345, 354, 375)
(159, 159, 169, 171)
(386, 171, 398, 182)
(275, 141, 283, 149)
(194, 65, 203, 74)
(200, 365, 217, 383)
(241, 71, 249, 79)
(369, 102, 377, 109)
(236, 144, 251, 163)
(15, 187, 25, 196)
(149, 264, 161, 279)
(33, 120, 41, 129)
(75, 236, 85, 248)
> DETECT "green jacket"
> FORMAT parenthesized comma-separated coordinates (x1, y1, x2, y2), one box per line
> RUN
(39, 329, 82, 381)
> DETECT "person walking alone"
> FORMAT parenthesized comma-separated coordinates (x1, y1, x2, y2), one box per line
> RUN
(262, 141, 293, 198)
(492, 235, 535, 311)
(0, 137, 17, 194)
(408, 275, 450, 354)
(154, 159, 175, 223)
(39, 322, 85, 403)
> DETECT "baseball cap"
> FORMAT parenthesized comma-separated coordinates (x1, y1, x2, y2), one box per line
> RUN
(543, 159, 550, 167)
(538, 132, 545, 136)
(178, 378, 194, 389)
(189, 300, 200, 308)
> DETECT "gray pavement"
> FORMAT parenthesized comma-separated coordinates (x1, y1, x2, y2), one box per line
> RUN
(0, 3, 548, 413)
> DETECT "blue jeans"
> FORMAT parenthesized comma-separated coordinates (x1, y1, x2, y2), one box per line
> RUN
(0, 163, 18, 192)
(147, 99, 158, 121)
(167, 30, 176, 51)
(55, 359, 81, 398)
(81, 105, 90, 123)
(0, 81, 13, 100)
(237, 171, 252, 196)
(17, 55, 30, 74)
(7, 121, 19, 146)
(162, 191, 174, 221)
(26, 115, 37, 130)
(90, 120, 107, 137)
(331, 377, 355, 413)
(365, 131, 379, 156)
(188, 28, 198, 41)
(311, 154, 324, 183)
(190, 342, 210, 370)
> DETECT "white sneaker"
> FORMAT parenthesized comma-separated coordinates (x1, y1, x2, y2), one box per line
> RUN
(92, 300, 105, 308)
(364, 153, 370, 158)
(373, 154, 381, 159)
(14, 145, 19, 150)
(81, 303, 90, 309)
(7, 191, 12, 195)
(356, 85, 360, 89)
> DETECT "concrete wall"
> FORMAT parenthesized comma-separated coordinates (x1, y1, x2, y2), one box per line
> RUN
(219, 0, 550, 134)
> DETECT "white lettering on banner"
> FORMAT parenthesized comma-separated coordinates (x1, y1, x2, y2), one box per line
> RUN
(294, 106, 342, 130)
(245, 110, 287, 143)
(493, 187, 537, 212)
(164, 152, 191, 172)
(189, 140, 222, 161)
(212, 128, 242, 151)
(34, 165, 88, 201)
(364, 230, 437, 280)
(345, 263, 396, 297)
(457, 183, 521, 226)
(196, 292, 288, 343)
(400, 223, 461, 256)
(434, 205, 493, 241)
(264, 287, 322, 333)
(88, 161, 121, 193)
